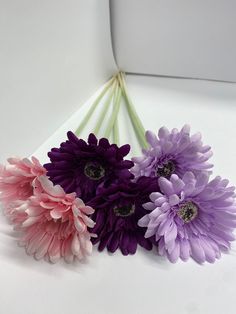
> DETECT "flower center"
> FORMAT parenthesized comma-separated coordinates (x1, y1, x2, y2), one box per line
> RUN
(113, 204, 135, 217)
(178, 201, 198, 223)
(156, 160, 175, 178)
(84, 162, 105, 180)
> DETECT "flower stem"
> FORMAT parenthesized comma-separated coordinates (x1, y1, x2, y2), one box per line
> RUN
(93, 79, 117, 135)
(75, 76, 115, 136)
(113, 113, 120, 145)
(104, 83, 122, 139)
(118, 72, 148, 149)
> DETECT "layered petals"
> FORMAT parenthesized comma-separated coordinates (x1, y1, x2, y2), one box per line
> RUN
(44, 132, 134, 202)
(0, 157, 46, 204)
(132, 125, 213, 179)
(6, 175, 95, 263)
(89, 176, 160, 255)
(138, 172, 236, 263)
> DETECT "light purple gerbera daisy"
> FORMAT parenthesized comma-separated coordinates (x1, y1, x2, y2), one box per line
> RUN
(132, 125, 213, 179)
(138, 172, 236, 263)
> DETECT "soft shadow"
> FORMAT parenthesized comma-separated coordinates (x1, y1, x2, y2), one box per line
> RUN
(127, 74, 236, 107)
(138, 247, 171, 270)
(0, 206, 100, 275)
(1, 239, 101, 276)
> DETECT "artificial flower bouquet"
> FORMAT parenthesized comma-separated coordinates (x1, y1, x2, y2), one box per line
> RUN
(1, 72, 235, 264)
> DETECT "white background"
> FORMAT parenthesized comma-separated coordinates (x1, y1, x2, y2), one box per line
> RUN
(0, 0, 116, 163)
(1, 75, 236, 314)
(1, 1, 236, 314)
(111, 0, 236, 82)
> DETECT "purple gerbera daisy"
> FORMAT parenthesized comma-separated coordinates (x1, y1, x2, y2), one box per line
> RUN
(138, 172, 236, 263)
(44, 132, 134, 201)
(89, 176, 159, 255)
(132, 125, 213, 179)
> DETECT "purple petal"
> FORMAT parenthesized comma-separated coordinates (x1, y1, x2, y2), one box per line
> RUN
(119, 144, 130, 157)
(179, 239, 190, 261)
(167, 240, 180, 263)
(190, 237, 206, 263)
(107, 232, 120, 253)
(146, 130, 158, 146)
(158, 177, 174, 196)
(127, 234, 138, 254)
(88, 133, 98, 145)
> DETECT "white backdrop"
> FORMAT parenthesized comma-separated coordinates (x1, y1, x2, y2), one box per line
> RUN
(1, 1, 236, 314)
(111, 0, 236, 82)
(1, 75, 236, 314)
(0, 0, 117, 163)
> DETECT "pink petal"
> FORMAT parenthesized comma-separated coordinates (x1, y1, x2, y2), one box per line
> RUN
(81, 205, 94, 215)
(71, 234, 81, 256)
(22, 216, 40, 228)
(26, 230, 46, 255)
(64, 238, 74, 263)
(50, 209, 62, 219)
(74, 217, 86, 233)
(34, 234, 53, 260)
(48, 237, 61, 263)
(38, 176, 65, 198)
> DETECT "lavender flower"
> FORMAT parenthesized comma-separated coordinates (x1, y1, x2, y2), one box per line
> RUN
(89, 177, 159, 255)
(44, 132, 134, 201)
(132, 125, 213, 179)
(138, 172, 236, 263)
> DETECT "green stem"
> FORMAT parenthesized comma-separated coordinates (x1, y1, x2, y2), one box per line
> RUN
(75, 76, 115, 136)
(104, 84, 122, 139)
(113, 113, 120, 145)
(118, 72, 148, 149)
(93, 79, 117, 135)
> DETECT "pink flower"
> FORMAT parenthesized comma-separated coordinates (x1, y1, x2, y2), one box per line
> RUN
(7, 176, 96, 263)
(0, 157, 46, 205)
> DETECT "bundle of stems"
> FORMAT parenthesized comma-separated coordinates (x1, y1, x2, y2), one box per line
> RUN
(75, 72, 148, 149)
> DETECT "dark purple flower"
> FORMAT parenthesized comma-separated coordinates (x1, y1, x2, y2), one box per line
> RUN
(44, 132, 134, 202)
(132, 125, 213, 179)
(138, 172, 236, 263)
(89, 176, 159, 255)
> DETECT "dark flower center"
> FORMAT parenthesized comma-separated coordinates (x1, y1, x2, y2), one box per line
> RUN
(178, 201, 198, 223)
(113, 204, 135, 217)
(156, 160, 175, 178)
(84, 162, 105, 180)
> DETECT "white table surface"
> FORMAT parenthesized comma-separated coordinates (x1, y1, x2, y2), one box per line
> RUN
(1, 74, 236, 314)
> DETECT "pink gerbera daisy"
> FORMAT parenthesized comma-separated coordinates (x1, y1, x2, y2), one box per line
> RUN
(6, 176, 96, 263)
(0, 157, 46, 205)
